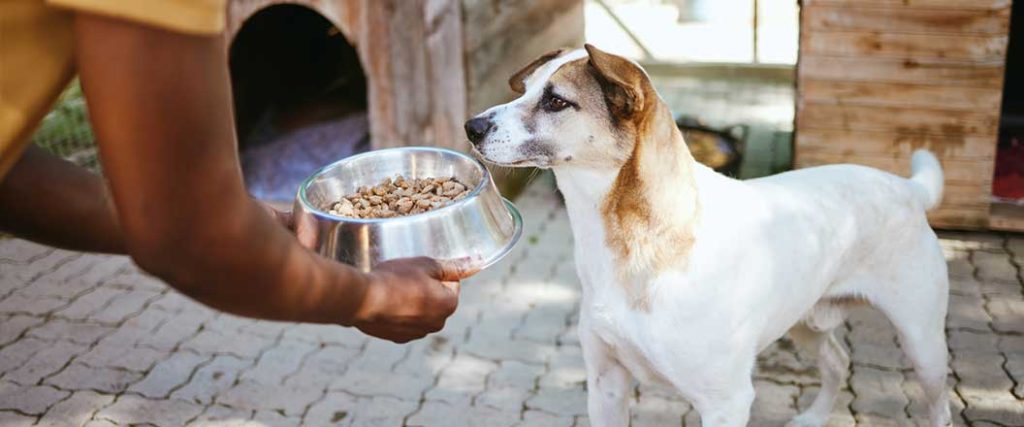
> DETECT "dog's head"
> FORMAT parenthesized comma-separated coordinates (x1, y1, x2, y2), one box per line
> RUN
(464, 44, 659, 170)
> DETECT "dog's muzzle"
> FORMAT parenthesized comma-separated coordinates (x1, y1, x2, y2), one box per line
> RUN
(464, 117, 493, 145)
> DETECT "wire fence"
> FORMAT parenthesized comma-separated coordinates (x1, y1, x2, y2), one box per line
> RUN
(31, 80, 101, 172)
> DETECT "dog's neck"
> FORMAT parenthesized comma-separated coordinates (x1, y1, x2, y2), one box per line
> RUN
(554, 103, 700, 310)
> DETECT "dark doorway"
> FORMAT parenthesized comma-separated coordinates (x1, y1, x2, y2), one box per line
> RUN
(229, 5, 369, 203)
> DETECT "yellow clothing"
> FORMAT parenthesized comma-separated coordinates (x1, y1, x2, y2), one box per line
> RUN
(0, 0, 226, 179)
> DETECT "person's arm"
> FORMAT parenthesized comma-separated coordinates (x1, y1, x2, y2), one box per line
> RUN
(72, 12, 466, 342)
(0, 146, 125, 253)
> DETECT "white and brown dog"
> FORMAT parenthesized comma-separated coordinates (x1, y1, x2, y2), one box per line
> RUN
(464, 45, 951, 427)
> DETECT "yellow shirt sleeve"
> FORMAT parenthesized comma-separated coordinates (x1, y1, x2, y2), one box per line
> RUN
(46, 0, 226, 35)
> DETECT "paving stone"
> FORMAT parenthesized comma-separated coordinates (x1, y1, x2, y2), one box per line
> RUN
(149, 291, 201, 313)
(186, 404, 254, 427)
(0, 383, 69, 415)
(539, 345, 586, 390)
(522, 409, 575, 427)
(477, 386, 534, 412)
(0, 238, 53, 264)
(489, 360, 546, 389)
(83, 420, 118, 427)
(751, 380, 799, 426)
(77, 343, 165, 372)
(281, 323, 368, 348)
(36, 390, 115, 427)
(88, 289, 161, 324)
(138, 309, 211, 351)
(17, 274, 99, 301)
(171, 355, 253, 405)
(253, 410, 301, 427)
(203, 314, 253, 336)
(26, 318, 114, 345)
(3, 339, 88, 385)
(180, 329, 276, 359)
(850, 342, 910, 370)
(0, 411, 36, 427)
(55, 287, 128, 321)
(526, 388, 588, 417)
(283, 345, 359, 389)
(346, 339, 408, 373)
(973, 251, 1018, 285)
(425, 353, 497, 404)
(849, 366, 909, 418)
(948, 330, 1000, 353)
(96, 395, 203, 427)
(45, 363, 143, 394)
(407, 400, 520, 427)
(241, 320, 291, 339)
(216, 381, 324, 417)
(0, 337, 49, 374)
(0, 314, 43, 346)
(330, 369, 434, 402)
(11, 250, 78, 283)
(0, 293, 67, 316)
(239, 340, 319, 385)
(464, 333, 556, 365)
(305, 391, 417, 426)
(129, 351, 209, 398)
(947, 294, 994, 331)
(987, 298, 1024, 334)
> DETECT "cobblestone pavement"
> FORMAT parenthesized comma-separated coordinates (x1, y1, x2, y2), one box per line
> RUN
(1, 182, 1022, 426)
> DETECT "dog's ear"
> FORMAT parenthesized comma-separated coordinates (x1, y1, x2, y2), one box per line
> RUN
(508, 48, 566, 94)
(585, 44, 646, 121)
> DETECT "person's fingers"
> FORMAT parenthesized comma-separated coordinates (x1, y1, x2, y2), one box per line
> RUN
(440, 280, 460, 295)
(433, 257, 483, 281)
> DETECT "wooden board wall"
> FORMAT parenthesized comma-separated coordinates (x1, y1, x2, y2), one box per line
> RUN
(795, 0, 1012, 229)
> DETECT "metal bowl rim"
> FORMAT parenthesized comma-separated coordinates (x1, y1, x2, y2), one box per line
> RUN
(476, 199, 524, 270)
(297, 147, 493, 224)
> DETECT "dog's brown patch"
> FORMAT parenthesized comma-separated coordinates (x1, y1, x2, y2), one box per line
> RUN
(508, 48, 566, 94)
(586, 45, 700, 311)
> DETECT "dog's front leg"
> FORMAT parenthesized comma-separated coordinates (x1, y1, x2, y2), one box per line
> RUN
(580, 325, 632, 427)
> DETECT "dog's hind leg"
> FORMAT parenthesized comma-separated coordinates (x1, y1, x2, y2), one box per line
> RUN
(874, 281, 951, 427)
(786, 322, 849, 427)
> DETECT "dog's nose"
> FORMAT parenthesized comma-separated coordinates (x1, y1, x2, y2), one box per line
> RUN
(464, 117, 493, 145)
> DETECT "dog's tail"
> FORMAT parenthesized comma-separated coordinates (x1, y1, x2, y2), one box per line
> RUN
(909, 149, 944, 211)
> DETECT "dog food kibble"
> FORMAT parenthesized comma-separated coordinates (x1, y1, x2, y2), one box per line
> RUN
(327, 176, 470, 219)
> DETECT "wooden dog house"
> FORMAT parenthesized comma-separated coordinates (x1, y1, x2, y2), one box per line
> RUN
(794, 0, 1022, 231)
(224, 0, 583, 180)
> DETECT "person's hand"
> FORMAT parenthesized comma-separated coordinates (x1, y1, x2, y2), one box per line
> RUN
(352, 257, 477, 343)
(259, 201, 293, 230)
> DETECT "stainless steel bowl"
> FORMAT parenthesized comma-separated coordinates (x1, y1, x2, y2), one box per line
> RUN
(293, 147, 523, 272)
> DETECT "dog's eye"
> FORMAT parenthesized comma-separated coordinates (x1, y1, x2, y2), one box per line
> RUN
(542, 94, 571, 112)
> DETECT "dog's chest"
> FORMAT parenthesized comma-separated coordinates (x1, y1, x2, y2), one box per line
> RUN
(585, 299, 671, 385)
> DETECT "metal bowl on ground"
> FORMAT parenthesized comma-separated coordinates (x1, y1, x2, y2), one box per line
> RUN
(293, 147, 523, 272)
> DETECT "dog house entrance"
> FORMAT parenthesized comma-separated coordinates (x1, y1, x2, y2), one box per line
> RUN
(229, 5, 369, 204)
(995, 0, 1024, 227)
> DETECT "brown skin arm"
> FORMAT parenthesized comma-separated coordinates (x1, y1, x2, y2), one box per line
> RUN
(70, 13, 465, 341)
(0, 146, 125, 253)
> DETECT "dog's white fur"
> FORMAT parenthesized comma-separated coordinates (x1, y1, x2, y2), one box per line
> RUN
(469, 47, 951, 427)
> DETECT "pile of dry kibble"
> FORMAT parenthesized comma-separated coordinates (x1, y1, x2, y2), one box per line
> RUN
(327, 175, 471, 219)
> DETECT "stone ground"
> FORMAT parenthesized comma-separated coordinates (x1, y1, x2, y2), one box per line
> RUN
(1, 180, 1023, 427)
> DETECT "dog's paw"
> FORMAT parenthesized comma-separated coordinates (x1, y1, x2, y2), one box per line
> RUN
(785, 413, 827, 427)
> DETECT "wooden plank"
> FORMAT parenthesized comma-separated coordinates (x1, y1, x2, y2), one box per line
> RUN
(798, 56, 1005, 87)
(806, 0, 1010, 11)
(990, 203, 1024, 232)
(360, 0, 467, 150)
(803, 5, 1011, 35)
(797, 103, 999, 136)
(801, 31, 1007, 62)
(795, 129, 997, 161)
(928, 208, 989, 230)
(800, 80, 1004, 110)
(794, 153, 995, 185)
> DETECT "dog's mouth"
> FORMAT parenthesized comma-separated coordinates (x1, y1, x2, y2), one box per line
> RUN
(470, 147, 551, 168)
